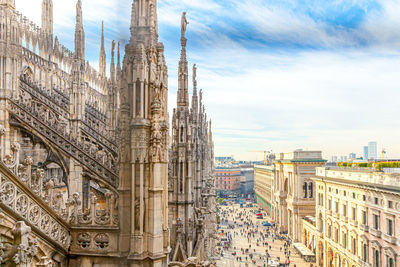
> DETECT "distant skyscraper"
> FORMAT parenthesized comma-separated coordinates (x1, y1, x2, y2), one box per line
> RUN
(368, 141, 377, 160)
(363, 146, 369, 160)
(349, 153, 356, 159)
(331, 156, 338, 162)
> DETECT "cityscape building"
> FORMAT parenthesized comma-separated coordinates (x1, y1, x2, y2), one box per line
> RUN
(240, 167, 254, 196)
(254, 165, 275, 216)
(214, 168, 241, 194)
(255, 150, 326, 241)
(272, 150, 326, 242)
(364, 146, 369, 160)
(0, 1, 215, 266)
(369, 141, 378, 160)
(302, 166, 400, 267)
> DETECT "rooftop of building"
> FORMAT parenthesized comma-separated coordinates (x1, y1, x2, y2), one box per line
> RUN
(275, 149, 325, 162)
(315, 166, 400, 191)
(254, 164, 275, 170)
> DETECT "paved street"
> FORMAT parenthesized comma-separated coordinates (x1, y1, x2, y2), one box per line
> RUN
(215, 201, 312, 267)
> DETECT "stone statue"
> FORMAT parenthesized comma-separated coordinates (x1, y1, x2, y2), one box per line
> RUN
(181, 12, 189, 38)
(193, 64, 197, 83)
(111, 40, 116, 57)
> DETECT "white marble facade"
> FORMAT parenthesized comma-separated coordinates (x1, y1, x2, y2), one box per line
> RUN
(0, 0, 215, 266)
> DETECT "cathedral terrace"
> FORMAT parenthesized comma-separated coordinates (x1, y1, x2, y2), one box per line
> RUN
(0, 0, 215, 266)
(2, 0, 400, 267)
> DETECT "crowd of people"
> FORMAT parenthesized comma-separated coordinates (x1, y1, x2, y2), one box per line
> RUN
(216, 199, 312, 267)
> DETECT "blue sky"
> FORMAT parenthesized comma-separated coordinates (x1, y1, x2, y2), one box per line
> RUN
(17, 0, 400, 160)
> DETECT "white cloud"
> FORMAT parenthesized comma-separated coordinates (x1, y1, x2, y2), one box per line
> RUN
(12, 0, 400, 161)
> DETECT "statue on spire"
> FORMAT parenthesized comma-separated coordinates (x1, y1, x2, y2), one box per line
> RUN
(181, 12, 189, 39)
(193, 64, 197, 83)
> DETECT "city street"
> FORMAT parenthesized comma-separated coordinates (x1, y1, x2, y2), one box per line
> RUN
(215, 201, 311, 267)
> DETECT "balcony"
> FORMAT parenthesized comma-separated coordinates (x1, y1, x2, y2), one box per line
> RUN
(369, 227, 382, 238)
(349, 219, 358, 227)
(359, 224, 369, 232)
(333, 212, 340, 219)
(326, 210, 332, 216)
(382, 233, 399, 245)
(341, 215, 348, 223)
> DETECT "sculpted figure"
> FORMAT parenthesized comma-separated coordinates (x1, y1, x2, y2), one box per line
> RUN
(181, 12, 189, 38)
(111, 40, 115, 57)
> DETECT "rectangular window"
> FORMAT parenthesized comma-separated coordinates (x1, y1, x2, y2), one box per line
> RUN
(328, 199, 332, 210)
(363, 244, 368, 262)
(374, 214, 379, 230)
(343, 204, 347, 217)
(335, 202, 339, 213)
(352, 207, 356, 220)
(335, 229, 339, 242)
(374, 197, 379, 205)
(363, 195, 366, 201)
(363, 211, 367, 224)
(388, 219, 393, 236)
(352, 238, 356, 254)
(388, 201, 393, 209)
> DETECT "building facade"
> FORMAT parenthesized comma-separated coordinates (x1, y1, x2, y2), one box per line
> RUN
(215, 168, 241, 193)
(0, 1, 215, 266)
(254, 165, 274, 215)
(368, 141, 377, 160)
(305, 166, 400, 267)
(364, 146, 369, 161)
(272, 150, 326, 242)
(240, 167, 254, 196)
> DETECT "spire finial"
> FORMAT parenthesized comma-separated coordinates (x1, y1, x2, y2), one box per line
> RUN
(117, 41, 121, 79)
(76, 0, 82, 24)
(99, 21, 106, 77)
(74, 0, 85, 59)
(181, 12, 189, 40)
(110, 40, 116, 82)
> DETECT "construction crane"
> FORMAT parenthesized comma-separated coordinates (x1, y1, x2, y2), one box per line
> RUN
(248, 150, 272, 165)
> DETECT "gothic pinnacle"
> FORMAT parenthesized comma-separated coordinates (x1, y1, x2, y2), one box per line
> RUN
(99, 21, 106, 77)
(74, 0, 85, 60)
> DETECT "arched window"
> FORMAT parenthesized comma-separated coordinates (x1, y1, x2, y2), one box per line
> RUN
(180, 126, 184, 142)
(389, 258, 394, 267)
(363, 243, 368, 262)
(303, 182, 308, 198)
(375, 249, 380, 267)
(308, 182, 313, 198)
(135, 78, 141, 116)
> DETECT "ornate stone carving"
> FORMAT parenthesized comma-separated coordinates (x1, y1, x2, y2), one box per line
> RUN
(77, 232, 91, 249)
(0, 221, 38, 266)
(94, 233, 109, 249)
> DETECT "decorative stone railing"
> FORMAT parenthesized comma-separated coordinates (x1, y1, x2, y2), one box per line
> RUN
(85, 103, 107, 124)
(20, 75, 117, 155)
(81, 121, 117, 153)
(19, 76, 69, 117)
(0, 161, 70, 250)
(0, 126, 118, 229)
(8, 100, 118, 188)
(68, 192, 118, 227)
(0, 221, 39, 267)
